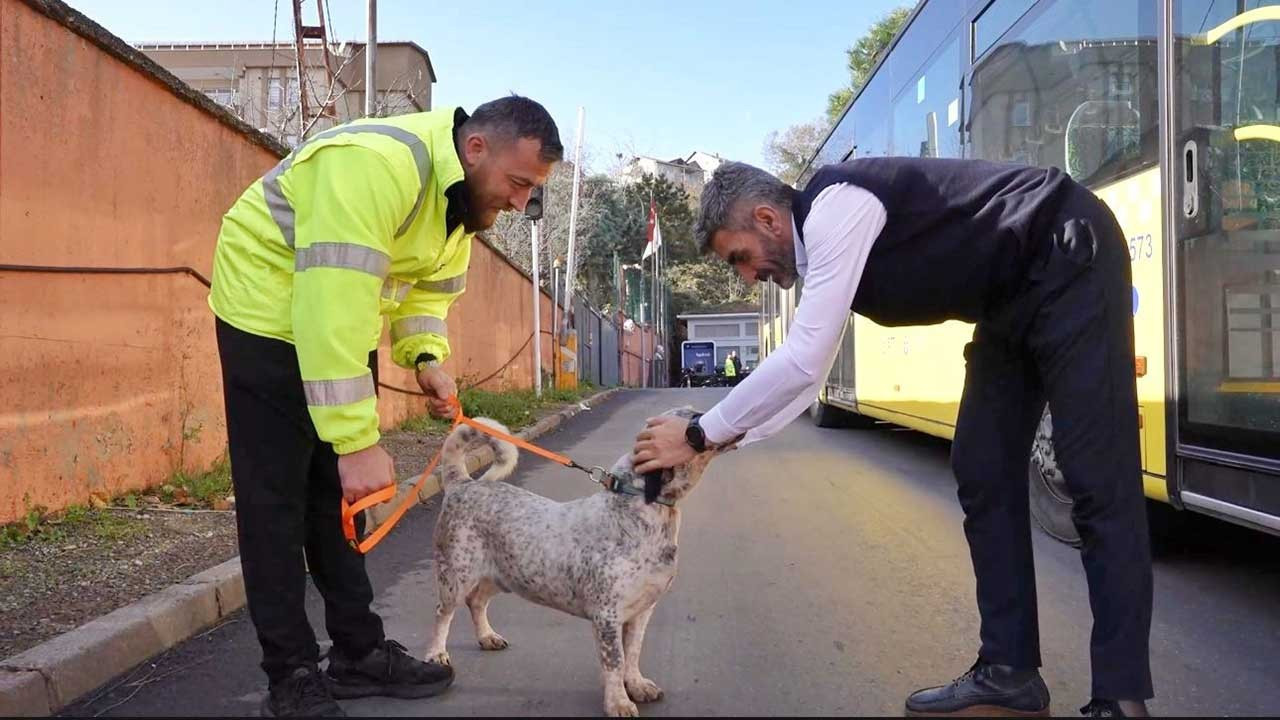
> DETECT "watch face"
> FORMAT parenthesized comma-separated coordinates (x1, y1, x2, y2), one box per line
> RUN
(686, 424, 705, 449)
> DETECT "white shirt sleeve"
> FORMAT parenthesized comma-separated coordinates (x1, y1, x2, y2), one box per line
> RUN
(699, 183, 886, 446)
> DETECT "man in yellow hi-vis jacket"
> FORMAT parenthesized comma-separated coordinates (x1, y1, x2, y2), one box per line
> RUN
(210, 95, 561, 717)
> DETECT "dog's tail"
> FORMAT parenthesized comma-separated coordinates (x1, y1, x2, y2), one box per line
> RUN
(439, 417, 518, 491)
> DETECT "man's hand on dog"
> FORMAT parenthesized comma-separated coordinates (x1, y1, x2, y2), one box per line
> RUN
(337, 444, 396, 503)
(632, 416, 695, 474)
(417, 365, 458, 419)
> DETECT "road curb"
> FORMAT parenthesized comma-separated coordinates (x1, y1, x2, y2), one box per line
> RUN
(0, 387, 625, 717)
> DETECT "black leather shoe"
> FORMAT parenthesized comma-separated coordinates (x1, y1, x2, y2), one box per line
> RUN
(261, 666, 346, 717)
(905, 659, 1051, 717)
(1081, 698, 1151, 717)
(325, 639, 454, 700)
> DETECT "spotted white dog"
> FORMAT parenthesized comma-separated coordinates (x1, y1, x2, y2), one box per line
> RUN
(424, 409, 725, 717)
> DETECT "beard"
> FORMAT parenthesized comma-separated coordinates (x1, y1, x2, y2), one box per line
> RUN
(460, 182, 496, 233)
(761, 231, 798, 287)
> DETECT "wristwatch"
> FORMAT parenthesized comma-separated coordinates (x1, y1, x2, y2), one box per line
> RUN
(685, 413, 707, 452)
(414, 352, 440, 372)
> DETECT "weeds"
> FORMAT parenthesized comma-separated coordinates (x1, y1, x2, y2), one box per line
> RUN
(0, 458, 231, 549)
(397, 383, 600, 435)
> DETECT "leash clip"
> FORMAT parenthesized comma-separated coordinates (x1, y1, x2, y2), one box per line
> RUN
(586, 466, 615, 489)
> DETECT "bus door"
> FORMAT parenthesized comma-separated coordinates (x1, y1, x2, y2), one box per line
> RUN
(1171, 1, 1280, 531)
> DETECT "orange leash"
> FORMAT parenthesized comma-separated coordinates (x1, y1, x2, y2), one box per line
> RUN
(340, 396, 592, 554)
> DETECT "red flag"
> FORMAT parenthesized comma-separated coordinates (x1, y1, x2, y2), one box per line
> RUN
(642, 199, 657, 260)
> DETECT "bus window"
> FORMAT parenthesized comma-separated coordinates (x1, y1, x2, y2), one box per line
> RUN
(892, 36, 963, 158)
(852, 69, 894, 158)
(973, 0, 1037, 61)
(968, 0, 1158, 187)
(1175, 1, 1280, 458)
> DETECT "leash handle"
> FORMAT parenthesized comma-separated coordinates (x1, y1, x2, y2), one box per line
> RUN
(341, 397, 462, 554)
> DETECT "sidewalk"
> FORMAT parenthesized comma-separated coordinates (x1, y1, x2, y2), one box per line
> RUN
(0, 387, 624, 717)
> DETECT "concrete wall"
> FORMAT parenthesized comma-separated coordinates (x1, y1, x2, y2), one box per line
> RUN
(0, 0, 290, 524)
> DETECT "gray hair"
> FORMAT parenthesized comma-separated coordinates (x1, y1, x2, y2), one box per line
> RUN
(695, 161, 796, 253)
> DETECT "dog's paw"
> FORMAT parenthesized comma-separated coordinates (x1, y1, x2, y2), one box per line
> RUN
(478, 633, 509, 651)
(625, 677, 664, 703)
(425, 650, 452, 667)
(604, 697, 640, 717)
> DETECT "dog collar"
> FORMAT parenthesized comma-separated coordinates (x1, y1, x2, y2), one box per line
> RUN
(591, 468, 676, 507)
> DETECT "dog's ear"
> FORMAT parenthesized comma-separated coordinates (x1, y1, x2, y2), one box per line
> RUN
(643, 471, 663, 504)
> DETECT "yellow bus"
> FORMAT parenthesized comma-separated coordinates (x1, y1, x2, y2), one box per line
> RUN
(763, 0, 1280, 544)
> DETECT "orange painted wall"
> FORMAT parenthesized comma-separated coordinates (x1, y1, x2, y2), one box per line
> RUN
(0, 0, 287, 524)
(0, 0, 651, 525)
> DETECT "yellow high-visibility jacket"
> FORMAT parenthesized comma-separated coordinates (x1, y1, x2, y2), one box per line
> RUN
(209, 108, 474, 455)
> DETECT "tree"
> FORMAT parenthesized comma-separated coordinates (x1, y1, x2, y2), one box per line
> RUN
(758, 5, 911, 190)
(763, 118, 831, 185)
(667, 260, 756, 315)
(618, 174, 698, 264)
(826, 6, 912, 122)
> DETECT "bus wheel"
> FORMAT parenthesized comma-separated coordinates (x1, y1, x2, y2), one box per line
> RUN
(1028, 409, 1082, 547)
(809, 398, 877, 429)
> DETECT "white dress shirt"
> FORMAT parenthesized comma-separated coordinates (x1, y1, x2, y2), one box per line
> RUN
(699, 183, 887, 446)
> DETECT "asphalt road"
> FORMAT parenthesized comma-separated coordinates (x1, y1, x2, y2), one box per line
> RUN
(64, 388, 1280, 717)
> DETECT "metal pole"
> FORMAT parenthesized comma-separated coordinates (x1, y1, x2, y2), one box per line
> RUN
(531, 220, 542, 397)
(562, 107, 586, 336)
(364, 0, 377, 117)
(652, 243, 658, 387)
(552, 260, 561, 349)
(614, 251, 622, 386)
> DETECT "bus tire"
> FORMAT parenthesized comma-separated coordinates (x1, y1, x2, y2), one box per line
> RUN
(809, 398, 877, 429)
(1028, 409, 1083, 547)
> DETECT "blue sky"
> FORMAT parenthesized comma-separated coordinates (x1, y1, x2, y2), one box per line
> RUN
(67, 0, 907, 172)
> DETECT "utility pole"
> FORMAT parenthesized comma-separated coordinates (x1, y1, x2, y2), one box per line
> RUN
(291, 0, 337, 137)
(531, 220, 542, 397)
(365, 0, 377, 117)
(562, 107, 586, 337)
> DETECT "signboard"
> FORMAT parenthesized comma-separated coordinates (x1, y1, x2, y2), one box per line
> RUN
(681, 341, 716, 372)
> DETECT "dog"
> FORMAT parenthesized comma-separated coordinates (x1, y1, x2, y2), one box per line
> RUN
(424, 408, 726, 717)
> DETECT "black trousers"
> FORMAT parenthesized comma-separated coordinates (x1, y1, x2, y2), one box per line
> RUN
(951, 187, 1153, 700)
(215, 319, 385, 683)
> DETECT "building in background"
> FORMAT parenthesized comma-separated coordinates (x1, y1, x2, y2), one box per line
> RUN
(137, 40, 435, 147)
(677, 310, 759, 370)
(619, 150, 726, 193)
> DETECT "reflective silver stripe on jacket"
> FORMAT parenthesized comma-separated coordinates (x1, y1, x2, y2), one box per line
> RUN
(295, 242, 391, 278)
(303, 373, 375, 406)
(391, 316, 448, 343)
(414, 273, 467, 294)
(382, 278, 413, 302)
(263, 123, 432, 248)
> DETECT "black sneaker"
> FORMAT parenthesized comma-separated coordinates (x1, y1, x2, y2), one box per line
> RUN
(261, 666, 345, 717)
(905, 659, 1051, 717)
(1081, 698, 1151, 717)
(325, 639, 454, 699)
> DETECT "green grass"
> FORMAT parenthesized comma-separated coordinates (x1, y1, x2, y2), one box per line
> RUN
(397, 382, 600, 435)
(0, 503, 147, 549)
(0, 458, 231, 549)
(161, 458, 232, 506)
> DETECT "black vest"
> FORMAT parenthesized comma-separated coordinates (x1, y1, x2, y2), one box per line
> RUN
(793, 158, 1072, 326)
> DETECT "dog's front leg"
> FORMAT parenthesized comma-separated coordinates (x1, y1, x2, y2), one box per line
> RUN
(623, 606, 663, 703)
(425, 593, 460, 667)
(593, 615, 637, 717)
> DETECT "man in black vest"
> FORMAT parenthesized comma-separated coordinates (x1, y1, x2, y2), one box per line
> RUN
(632, 159, 1152, 717)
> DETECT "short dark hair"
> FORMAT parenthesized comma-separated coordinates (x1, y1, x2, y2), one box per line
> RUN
(696, 161, 796, 253)
(463, 95, 564, 163)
